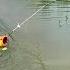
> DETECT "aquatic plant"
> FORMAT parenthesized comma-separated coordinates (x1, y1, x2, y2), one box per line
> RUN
(20, 41, 47, 70)
(29, 42, 47, 70)
(0, 4, 46, 69)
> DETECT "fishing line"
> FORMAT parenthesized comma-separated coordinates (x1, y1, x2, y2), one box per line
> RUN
(10, 5, 46, 35)
(0, 3, 51, 63)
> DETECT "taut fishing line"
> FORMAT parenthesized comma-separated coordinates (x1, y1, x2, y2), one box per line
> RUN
(10, 5, 46, 35)
(0, 4, 48, 67)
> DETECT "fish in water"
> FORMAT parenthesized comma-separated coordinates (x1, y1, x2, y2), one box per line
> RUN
(0, 19, 14, 51)
(0, 34, 9, 50)
(0, 5, 45, 51)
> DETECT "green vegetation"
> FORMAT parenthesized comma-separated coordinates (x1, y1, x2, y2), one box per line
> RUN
(18, 41, 47, 70)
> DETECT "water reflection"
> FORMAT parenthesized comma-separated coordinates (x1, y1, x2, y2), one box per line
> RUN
(0, 0, 70, 70)
(32, 0, 70, 70)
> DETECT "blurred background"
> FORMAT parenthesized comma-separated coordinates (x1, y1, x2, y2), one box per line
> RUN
(0, 0, 70, 70)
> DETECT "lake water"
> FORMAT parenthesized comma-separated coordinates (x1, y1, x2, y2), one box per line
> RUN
(0, 0, 70, 70)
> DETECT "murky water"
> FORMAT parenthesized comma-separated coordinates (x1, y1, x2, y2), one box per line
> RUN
(0, 0, 70, 70)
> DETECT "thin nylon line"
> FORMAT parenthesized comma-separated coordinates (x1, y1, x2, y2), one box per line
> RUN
(20, 5, 45, 26)
(12, 5, 45, 32)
